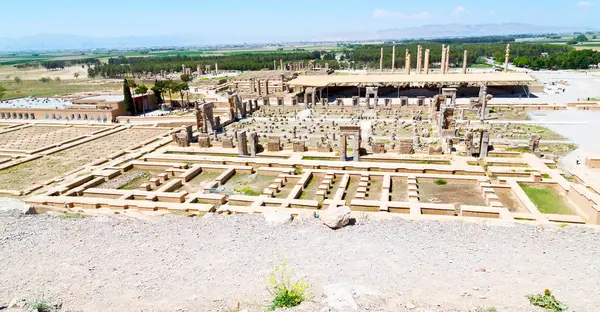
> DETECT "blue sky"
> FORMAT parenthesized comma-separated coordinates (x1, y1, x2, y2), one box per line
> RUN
(1, 0, 598, 39)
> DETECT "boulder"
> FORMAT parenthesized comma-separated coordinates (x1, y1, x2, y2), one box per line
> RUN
(263, 211, 293, 226)
(320, 206, 351, 229)
(0, 198, 34, 215)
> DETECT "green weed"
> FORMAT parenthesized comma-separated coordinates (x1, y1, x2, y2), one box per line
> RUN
(527, 289, 567, 311)
(266, 259, 312, 310)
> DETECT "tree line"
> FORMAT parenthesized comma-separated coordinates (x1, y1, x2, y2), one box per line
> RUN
(88, 51, 338, 78)
(15, 58, 101, 70)
(86, 42, 600, 79)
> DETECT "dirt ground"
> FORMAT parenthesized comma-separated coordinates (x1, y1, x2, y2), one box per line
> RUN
(1, 213, 599, 311)
(419, 182, 486, 206)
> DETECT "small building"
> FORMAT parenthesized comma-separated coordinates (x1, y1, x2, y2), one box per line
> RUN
(0, 94, 157, 123)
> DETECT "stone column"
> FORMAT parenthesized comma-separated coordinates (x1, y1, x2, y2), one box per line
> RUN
(339, 134, 347, 161)
(273, 60, 277, 71)
(441, 45, 446, 74)
(249, 132, 257, 157)
(480, 130, 490, 159)
(479, 84, 488, 121)
(237, 130, 248, 156)
(280, 59, 284, 71)
(504, 44, 510, 73)
(392, 45, 396, 71)
(265, 80, 269, 95)
(445, 45, 450, 74)
(257, 80, 262, 96)
(405, 49, 411, 75)
(416, 45, 422, 73)
(215, 63, 218, 74)
(303, 91, 308, 106)
(463, 50, 468, 74)
(380, 47, 384, 72)
(424, 49, 430, 74)
(311, 91, 316, 107)
(353, 136, 360, 161)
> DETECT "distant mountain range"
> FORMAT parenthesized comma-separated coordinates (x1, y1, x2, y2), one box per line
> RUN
(318, 23, 597, 41)
(0, 23, 596, 52)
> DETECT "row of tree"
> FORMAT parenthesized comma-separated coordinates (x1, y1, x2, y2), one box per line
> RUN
(15, 58, 101, 70)
(88, 51, 337, 78)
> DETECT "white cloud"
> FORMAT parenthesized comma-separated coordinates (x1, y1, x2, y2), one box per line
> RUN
(578, 1, 593, 7)
(452, 6, 466, 15)
(372, 9, 431, 20)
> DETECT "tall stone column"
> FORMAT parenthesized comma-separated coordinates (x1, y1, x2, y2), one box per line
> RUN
(504, 44, 510, 73)
(339, 134, 347, 161)
(463, 50, 468, 74)
(479, 84, 488, 121)
(416, 45, 422, 73)
(215, 63, 218, 74)
(280, 59, 284, 71)
(273, 60, 276, 71)
(441, 45, 446, 74)
(380, 47, 384, 72)
(445, 45, 450, 74)
(249, 132, 257, 157)
(303, 91, 308, 106)
(480, 130, 490, 159)
(405, 50, 411, 75)
(424, 49, 430, 74)
(236, 130, 248, 156)
(257, 80, 262, 96)
(392, 45, 396, 71)
(265, 80, 269, 95)
(311, 91, 316, 107)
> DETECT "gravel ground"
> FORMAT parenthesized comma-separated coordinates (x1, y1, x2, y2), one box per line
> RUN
(1, 213, 599, 312)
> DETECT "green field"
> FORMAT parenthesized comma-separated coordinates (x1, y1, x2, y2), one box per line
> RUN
(0, 79, 121, 100)
(519, 184, 573, 214)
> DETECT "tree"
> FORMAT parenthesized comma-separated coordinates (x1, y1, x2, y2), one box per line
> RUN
(14, 76, 21, 84)
(151, 80, 165, 104)
(575, 34, 589, 42)
(87, 67, 97, 79)
(135, 84, 148, 96)
(0, 84, 6, 99)
(123, 79, 134, 115)
(74, 73, 80, 80)
(180, 73, 192, 83)
(170, 82, 189, 108)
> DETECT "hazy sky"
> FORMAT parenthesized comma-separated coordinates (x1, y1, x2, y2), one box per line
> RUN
(1, 0, 598, 40)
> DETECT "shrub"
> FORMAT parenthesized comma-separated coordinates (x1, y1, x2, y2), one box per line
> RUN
(527, 289, 567, 311)
(266, 259, 311, 310)
(434, 179, 447, 185)
(30, 297, 52, 312)
(237, 187, 261, 196)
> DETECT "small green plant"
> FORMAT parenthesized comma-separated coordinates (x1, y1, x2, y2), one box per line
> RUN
(434, 179, 447, 185)
(58, 212, 87, 219)
(30, 296, 52, 312)
(527, 289, 567, 311)
(237, 187, 261, 196)
(294, 167, 303, 175)
(542, 173, 551, 179)
(266, 259, 312, 310)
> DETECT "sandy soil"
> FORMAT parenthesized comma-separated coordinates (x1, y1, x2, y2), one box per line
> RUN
(0, 65, 88, 81)
(1, 213, 598, 311)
